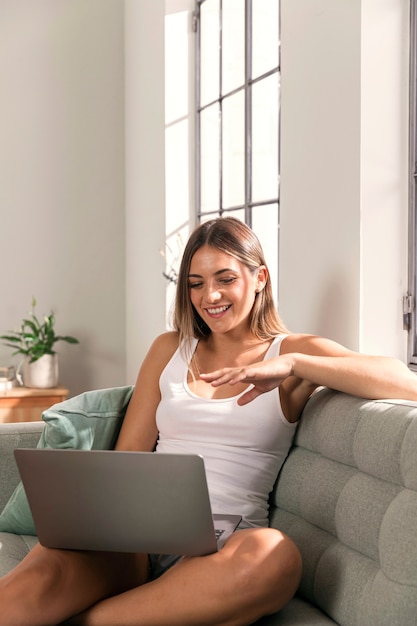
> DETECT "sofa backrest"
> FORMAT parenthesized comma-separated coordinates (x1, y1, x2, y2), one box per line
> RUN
(0, 422, 44, 512)
(269, 388, 417, 626)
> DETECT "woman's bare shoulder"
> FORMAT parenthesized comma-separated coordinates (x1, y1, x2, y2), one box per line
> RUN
(281, 333, 352, 357)
(151, 330, 180, 350)
(146, 331, 180, 365)
(132, 332, 180, 392)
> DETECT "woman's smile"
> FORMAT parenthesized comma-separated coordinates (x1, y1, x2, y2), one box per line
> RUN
(205, 304, 232, 318)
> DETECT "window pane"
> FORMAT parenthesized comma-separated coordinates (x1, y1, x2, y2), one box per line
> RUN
(222, 208, 246, 222)
(200, 103, 220, 213)
(252, 204, 279, 303)
(222, 0, 245, 95)
(200, 211, 220, 222)
(222, 91, 245, 208)
(252, 74, 279, 203)
(252, 0, 279, 79)
(200, 208, 245, 222)
(200, 0, 220, 106)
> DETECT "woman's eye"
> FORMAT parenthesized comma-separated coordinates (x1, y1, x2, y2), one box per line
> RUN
(189, 282, 203, 289)
(219, 277, 235, 285)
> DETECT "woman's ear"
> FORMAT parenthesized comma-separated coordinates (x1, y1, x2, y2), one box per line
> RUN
(255, 265, 268, 292)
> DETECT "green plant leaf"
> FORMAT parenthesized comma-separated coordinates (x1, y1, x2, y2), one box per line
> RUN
(0, 299, 79, 359)
(55, 335, 79, 344)
(22, 319, 39, 334)
(0, 335, 22, 343)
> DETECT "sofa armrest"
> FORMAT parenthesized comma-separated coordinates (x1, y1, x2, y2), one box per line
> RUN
(0, 421, 44, 512)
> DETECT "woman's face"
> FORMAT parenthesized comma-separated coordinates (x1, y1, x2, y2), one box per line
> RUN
(188, 245, 266, 335)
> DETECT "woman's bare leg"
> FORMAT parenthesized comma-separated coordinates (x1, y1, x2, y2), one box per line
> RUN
(1, 528, 301, 626)
(67, 528, 302, 626)
(0, 543, 149, 626)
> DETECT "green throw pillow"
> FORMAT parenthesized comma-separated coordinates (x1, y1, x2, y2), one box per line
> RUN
(0, 385, 134, 536)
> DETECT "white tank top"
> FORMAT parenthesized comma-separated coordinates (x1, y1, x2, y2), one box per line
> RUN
(155, 335, 298, 528)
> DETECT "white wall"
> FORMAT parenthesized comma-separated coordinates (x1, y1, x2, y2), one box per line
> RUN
(280, 0, 409, 360)
(164, 0, 197, 327)
(0, 0, 126, 395)
(360, 0, 410, 358)
(280, 0, 361, 348)
(125, 0, 166, 384)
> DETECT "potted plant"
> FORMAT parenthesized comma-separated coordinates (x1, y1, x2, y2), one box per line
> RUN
(0, 298, 79, 388)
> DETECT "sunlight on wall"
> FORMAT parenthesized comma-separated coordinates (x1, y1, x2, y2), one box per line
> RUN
(164, 3, 195, 327)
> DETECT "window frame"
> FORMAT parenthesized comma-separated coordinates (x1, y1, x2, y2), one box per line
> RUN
(408, 0, 417, 369)
(194, 0, 281, 228)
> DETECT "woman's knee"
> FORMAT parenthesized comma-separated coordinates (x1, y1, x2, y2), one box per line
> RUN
(223, 527, 302, 613)
(258, 528, 302, 611)
(0, 546, 69, 625)
(26, 545, 74, 594)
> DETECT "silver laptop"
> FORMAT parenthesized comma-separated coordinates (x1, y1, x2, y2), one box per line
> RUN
(14, 448, 241, 556)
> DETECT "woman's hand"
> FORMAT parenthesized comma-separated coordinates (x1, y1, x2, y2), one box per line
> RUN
(199, 356, 295, 405)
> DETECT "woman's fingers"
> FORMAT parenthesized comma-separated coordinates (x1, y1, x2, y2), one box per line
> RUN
(200, 368, 247, 386)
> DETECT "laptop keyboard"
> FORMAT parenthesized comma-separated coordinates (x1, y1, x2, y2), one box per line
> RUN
(215, 529, 224, 540)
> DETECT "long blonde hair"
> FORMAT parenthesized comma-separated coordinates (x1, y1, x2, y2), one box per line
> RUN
(173, 217, 288, 351)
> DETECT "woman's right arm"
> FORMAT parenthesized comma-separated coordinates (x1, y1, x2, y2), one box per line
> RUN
(115, 331, 179, 452)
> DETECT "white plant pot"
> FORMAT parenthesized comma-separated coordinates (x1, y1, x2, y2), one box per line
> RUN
(22, 354, 59, 389)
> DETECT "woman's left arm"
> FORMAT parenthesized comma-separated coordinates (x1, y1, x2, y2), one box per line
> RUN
(281, 334, 417, 400)
(200, 334, 417, 404)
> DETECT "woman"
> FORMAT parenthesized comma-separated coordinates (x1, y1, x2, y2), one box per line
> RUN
(2, 217, 417, 626)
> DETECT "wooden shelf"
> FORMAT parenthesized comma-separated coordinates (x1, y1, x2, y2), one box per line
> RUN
(0, 387, 69, 423)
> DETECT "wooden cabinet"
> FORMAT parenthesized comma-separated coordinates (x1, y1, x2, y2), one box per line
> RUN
(0, 387, 69, 423)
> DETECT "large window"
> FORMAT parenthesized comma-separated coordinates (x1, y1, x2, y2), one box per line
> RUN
(408, 0, 417, 368)
(195, 0, 280, 296)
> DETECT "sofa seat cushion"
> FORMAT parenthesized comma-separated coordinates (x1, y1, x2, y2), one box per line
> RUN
(256, 597, 337, 625)
(0, 532, 38, 577)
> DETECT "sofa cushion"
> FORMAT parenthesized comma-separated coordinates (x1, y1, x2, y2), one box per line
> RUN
(0, 422, 44, 512)
(0, 532, 39, 578)
(0, 386, 134, 536)
(256, 596, 337, 625)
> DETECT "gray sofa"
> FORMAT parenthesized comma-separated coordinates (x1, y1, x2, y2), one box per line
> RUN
(0, 387, 416, 625)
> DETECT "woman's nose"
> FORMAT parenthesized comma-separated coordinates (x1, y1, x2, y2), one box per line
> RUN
(204, 285, 222, 302)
